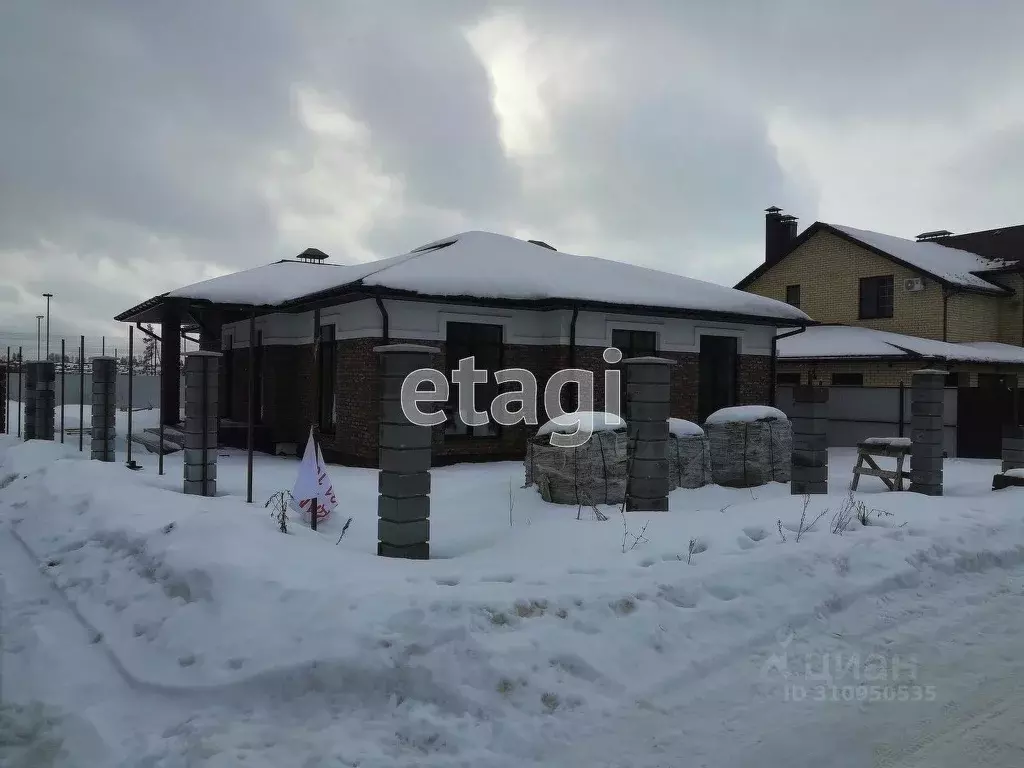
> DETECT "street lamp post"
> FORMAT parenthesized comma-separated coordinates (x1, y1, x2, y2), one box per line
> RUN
(35, 315, 44, 360)
(42, 293, 53, 359)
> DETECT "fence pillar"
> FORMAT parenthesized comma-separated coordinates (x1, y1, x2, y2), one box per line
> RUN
(909, 369, 945, 496)
(1003, 425, 1024, 474)
(376, 344, 438, 560)
(183, 352, 220, 496)
(624, 356, 674, 512)
(790, 386, 829, 494)
(90, 357, 117, 461)
(24, 361, 56, 441)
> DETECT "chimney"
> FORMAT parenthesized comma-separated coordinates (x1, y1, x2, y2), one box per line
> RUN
(765, 206, 797, 265)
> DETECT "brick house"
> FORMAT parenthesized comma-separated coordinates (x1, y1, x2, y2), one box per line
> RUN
(116, 231, 808, 465)
(736, 208, 1024, 388)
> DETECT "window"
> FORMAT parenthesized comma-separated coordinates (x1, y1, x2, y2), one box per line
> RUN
(946, 372, 962, 388)
(831, 372, 864, 386)
(785, 285, 801, 308)
(776, 372, 801, 386)
(611, 329, 658, 413)
(859, 275, 894, 319)
(445, 322, 503, 438)
(698, 335, 738, 422)
(317, 325, 336, 433)
(221, 334, 233, 420)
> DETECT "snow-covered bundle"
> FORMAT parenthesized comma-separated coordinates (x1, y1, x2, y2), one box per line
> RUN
(668, 420, 711, 489)
(705, 408, 792, 488)
(525, 415, 627, 505)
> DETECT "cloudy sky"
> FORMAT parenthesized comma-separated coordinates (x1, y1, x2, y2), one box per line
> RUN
(2, 0, 1023, 353)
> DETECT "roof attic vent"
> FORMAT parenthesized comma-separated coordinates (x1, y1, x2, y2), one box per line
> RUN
(296, 247, 329, 263)
(915, 230, 954, 242)
(527, 239, 557, 251)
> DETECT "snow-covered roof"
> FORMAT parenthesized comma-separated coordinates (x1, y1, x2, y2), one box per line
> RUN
(154, 231, 810, 323)
(778, 325, 1024, 365)
(829, 225, 1011, 292)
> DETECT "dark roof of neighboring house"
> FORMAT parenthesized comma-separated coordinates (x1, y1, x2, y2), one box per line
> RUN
(931, 225, 1024, 267)
(735, 221, 1021, 295)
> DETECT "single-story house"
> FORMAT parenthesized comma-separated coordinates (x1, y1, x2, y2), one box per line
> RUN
(115, 231, 810, 465)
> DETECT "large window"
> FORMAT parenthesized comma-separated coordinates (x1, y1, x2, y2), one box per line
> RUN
(785, 284, 801, 308)
(859, 275, 894, 319)
(776, 372, 801, 386)
(611, 329, 657, 414)
(445, 322, 503, 438)
(318, 324, 336, 434)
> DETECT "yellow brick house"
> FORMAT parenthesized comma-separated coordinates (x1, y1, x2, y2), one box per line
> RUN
(736, 207, 1024, 457)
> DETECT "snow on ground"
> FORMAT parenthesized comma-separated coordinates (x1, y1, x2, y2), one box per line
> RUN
(3, 429, 1024, 766)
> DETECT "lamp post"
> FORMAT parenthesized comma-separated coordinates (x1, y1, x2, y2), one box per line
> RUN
(42, 293, 53, 359)
(35, 315, 44, 360)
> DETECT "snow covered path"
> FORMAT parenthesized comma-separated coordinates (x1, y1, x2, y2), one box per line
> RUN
(550, 557, 1024, 767)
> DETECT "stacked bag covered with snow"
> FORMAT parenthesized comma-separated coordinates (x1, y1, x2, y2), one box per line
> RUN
(704, 406, 792, 488)
(667, 418, 712, 489)
(525, 411, 627, 505)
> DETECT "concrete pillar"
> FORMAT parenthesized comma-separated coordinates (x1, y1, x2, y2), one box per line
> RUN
(161, 303, 182, 426)
(24, 361, 56, 441)
(183, 352, 220, 496)
(624, 356, 674, 512)
(90, 357, 117, 461)
(376, 344, 438, 560)
(909, 369, 945, 496)
(790, 386, 829, 494)
(1003, 425, 1024, 474)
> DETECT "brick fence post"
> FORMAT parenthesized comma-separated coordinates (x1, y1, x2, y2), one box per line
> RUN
(376, 344, 438, 559)
(790, 386, 829, 494)
(624, 356, 674, 512)
(909, 369, 945, 496)
(1003, 425, 1024, 474)
(183, 351, 220, 496)
(24, 361, 56, 441)
(90, 357, 117, 461)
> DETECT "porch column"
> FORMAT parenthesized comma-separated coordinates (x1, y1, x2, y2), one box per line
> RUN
(161, 303, 181, 425)
(197, 309, 223, 352)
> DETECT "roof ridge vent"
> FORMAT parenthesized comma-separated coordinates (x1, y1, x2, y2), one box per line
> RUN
(915, 230, 954, 241)
(297, 247, 329, 263)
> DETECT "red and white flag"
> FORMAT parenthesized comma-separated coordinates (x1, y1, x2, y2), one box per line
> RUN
(292, 429, 337, 524)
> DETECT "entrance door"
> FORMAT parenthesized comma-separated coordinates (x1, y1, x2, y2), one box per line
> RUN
(698, 335, 738, 422)
(957, 375, 1020, 458)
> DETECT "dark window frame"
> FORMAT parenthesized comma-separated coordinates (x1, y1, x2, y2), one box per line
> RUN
(697, 334, 739, 423)
(831, 372, 864, 386)
(444, 321, 505, 440)
(859, 275, 895, 319)
(785, 284, 801, 308)
(776, 372, 802, 386)
(611, 329, 658, 414)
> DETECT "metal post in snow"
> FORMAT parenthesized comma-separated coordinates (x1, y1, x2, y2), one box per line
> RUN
(246, 309, 255, 504)
(126, 326, 136, 468)
(102, 336, 105, 356)
(79, 336, 85, 452)
(311, 308, 321, 531)
(60, 338, 65, 443)
(898, 381, 906, 437)
(5, 346, 9, 435)
(43, 293, 52, 359)
(16, 346, 22, 438)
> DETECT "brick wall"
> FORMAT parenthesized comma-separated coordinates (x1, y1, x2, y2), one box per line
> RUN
(777, 360, 1024, 388)
(744, 229, 1010, 342)
(223, 335, 778, 465)
(996, 274, 1024, 346)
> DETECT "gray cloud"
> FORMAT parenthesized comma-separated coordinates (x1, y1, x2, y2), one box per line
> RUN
(1, 0, 1023, 345)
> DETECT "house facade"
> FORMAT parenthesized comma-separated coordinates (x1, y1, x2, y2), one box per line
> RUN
(736, 208, 1024, 388)
(117, 232, 808, 466)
